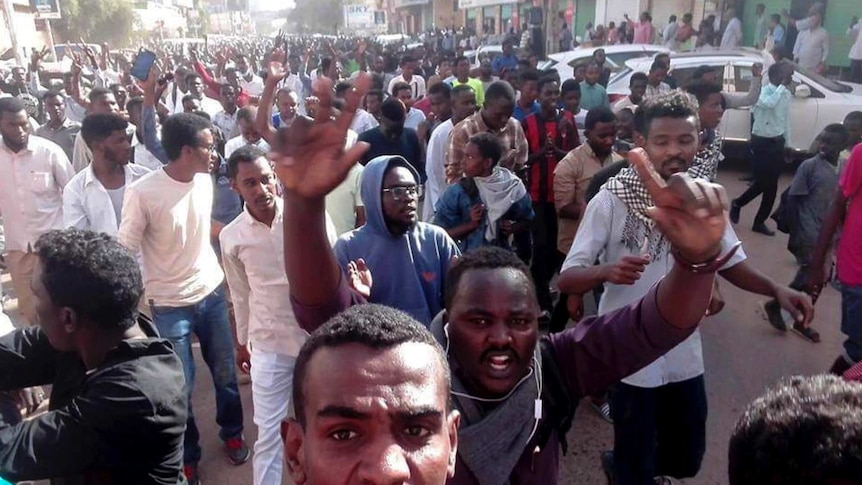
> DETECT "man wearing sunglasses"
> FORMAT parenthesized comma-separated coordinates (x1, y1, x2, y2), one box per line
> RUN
(326, 154, 459, 327)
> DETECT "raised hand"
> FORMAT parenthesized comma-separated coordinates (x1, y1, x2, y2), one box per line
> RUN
(271, 74, 371, 199)
(629, 147, 727, 263)
(347, 258, 372, 299)
(266, 49, 287, 85)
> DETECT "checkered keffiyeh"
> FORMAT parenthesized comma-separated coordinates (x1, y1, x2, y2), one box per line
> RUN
(690, 130, 724, 182)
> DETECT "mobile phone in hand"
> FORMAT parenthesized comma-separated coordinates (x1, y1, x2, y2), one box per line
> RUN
(131, 50, 157, 81)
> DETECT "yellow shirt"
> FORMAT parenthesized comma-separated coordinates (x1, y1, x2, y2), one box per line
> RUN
(451, 77, 485, 106)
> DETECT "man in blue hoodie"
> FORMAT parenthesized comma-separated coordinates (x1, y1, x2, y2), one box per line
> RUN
(333, 154, 460, 325)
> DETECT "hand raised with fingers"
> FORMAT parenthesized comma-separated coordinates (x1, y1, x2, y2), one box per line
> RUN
(267, 49, 287, 85)
(628, 147, 727, 263)
(272, 74, 371, 199)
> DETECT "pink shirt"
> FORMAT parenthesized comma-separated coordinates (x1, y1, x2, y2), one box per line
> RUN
(838, 144, 862, 285)
(633, 21, 653, 44)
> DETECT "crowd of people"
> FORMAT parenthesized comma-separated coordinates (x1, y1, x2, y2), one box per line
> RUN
(0, 20, 861, 485)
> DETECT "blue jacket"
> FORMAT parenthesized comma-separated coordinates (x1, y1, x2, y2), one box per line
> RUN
(334, 156, 460, 326)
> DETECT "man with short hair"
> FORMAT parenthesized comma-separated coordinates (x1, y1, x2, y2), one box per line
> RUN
(424, 85, 477, 220)
(580, 62, 610, 111)
(0, 229, 187, 483)
(450, 56, 485, 106)
(388, 55, 426, 100)
(612, 72, 648, 114)
(213, 84, 240, 140)
(35, 90, 80, 161)
(63, 113, 150, 235)
(224, 106, 270, 159)
(731, 62, 794, 236)
(276, 78, 750, 484)
(418, 81, 453, 144)
(448, 81, 528, 176)
(728, 375, 862, 485)
(792, 12, 829, 73)
(71, 87, 125, 173)
(492, 39, 519, 75)
(645, 62, 671, 98)
(558, 91, 811, 485)
(221, 146, 336, 485)
(335, 81, 378, 135)
(720, 6, 743, 50)
(392, 81, 427, 131)
(358, 98, 424, 179)
(127, 96, 165, 171)
(118, 112, 249, 484)
(183, 73, 223, 117)
(0, 97, 73, 325)
(513, 69, 540, 121)
(271, 87, 300, 129)
(663, 15, 679, 49)
(522, 77, 578, 314)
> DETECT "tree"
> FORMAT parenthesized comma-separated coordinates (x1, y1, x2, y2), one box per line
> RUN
(55, 0, 136, 47)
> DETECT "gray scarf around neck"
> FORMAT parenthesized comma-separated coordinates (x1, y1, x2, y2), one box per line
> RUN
(430, 313, 540, 485)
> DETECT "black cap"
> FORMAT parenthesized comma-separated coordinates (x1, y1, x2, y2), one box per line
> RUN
(692, 65, 718, 80)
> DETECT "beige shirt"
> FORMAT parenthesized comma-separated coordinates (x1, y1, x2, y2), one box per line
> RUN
(0, 136, 73, 252)
(553, 143, 621, 253)
(220, 198, 337, 356)
(118, 169, 224, 307)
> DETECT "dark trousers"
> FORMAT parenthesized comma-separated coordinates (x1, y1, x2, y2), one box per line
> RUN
(531, 201, 561, 311)
(549, 251, 570, 333)
(609, 376, 708, 485)
(736, 135, 785, 226)
(852, 59, 862, 84)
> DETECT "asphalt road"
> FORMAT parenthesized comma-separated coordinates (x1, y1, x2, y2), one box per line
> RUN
(3, 168, 844, 485)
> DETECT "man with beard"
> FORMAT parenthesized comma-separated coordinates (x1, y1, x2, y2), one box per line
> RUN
(0, 97, 73, 325)
(271, 74, 745, 484)
(63, 113, 151, 235)
(358, 98, 424, 180)
(557, 90, 813, 485)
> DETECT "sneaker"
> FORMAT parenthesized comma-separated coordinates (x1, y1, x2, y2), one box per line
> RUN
(590, 399, 613, 424)
(224, 437, 250, 466)
(601, 451, 615, 485)
(183, 463, 201, 485)
(729, 200, 741, 224)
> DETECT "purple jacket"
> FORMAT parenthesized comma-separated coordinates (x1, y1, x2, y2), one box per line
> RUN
(293, 275, 694, 484)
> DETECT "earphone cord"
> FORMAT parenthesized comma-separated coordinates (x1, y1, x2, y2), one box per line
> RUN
(444, 323, 543, 445)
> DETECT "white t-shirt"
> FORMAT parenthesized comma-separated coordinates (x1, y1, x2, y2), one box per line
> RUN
(326, 163, 365, 236)
(118, 170, 224, 307)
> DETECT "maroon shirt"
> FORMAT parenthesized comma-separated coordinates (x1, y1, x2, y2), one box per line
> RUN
(292, 275, 694, 484)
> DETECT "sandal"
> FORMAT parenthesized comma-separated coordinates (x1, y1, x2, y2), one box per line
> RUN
(760, 300, 788, 331)
(791, 322, 821, 343)
(590, 400, 613, 424)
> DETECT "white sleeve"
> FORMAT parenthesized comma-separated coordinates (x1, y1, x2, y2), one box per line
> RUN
(561, 190, 615, 272)
(220, 238, 251, 346)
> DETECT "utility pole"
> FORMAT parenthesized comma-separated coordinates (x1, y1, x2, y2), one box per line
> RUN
(1, 0, 25, 66)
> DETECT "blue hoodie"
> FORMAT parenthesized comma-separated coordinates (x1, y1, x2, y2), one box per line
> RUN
(334, 156, 461, 326)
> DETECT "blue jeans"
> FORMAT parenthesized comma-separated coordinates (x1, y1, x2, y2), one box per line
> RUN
(841, 283, 862, 364)
(150, 285, 244, 464)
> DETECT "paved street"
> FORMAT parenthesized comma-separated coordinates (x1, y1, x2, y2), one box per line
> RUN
(2, 168, 844, 485)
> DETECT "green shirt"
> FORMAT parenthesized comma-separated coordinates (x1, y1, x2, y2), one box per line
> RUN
(579, 81, 609, 110)
(451, 77, 485, 106)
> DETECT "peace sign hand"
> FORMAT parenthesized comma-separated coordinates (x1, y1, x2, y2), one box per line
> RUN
(629, 148, 727, 263)
(271, 74, 371, 199)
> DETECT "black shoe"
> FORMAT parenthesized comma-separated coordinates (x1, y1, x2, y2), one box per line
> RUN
(752, 223, 775, 236)
(762, 299, 787, 331)
(601, 451, 616, 485)
(729, 201, 741, 224)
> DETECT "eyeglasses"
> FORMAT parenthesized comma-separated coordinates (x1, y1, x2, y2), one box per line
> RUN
(382, 184, 423, 201)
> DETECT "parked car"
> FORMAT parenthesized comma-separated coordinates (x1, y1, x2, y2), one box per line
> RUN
(465, 45, 503, 67)
(607, 50, 862, 154)
(540, 44, 670, 82)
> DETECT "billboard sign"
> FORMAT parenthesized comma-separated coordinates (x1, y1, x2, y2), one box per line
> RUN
(30, 0, 61, 19)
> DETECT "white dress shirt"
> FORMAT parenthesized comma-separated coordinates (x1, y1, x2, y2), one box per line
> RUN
(405, 107, 426, 131)
(562, 189, 746, 387)
(238, 72, 265, 97)
(0, 136, 73, 252)
(220, 198, 337, 356)
(720, 17, 743, 49)
(224, 136, 271, 160)
(350, 108, 379, 134)
(388, 74, 426, 99)
(213, 109, 238, 140)
(62, 162, 152, 235)
(793, 27, 829, 70)
(848, 23, 862, 61)
(422, 119, 454, 221)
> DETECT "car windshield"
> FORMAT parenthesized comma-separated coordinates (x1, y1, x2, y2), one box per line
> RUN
(794, 65, 852, 93)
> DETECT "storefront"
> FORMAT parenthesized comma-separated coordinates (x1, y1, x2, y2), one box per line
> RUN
(394, 0, 432, 34)
(459, 0, 518, 36)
